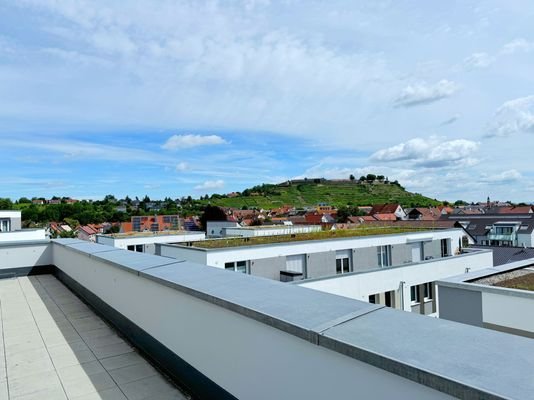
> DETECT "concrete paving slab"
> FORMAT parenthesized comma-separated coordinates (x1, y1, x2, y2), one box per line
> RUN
(0, 276, 186, 400)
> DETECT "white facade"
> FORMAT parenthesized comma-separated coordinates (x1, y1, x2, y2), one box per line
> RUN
(298, 249, 493, 313)
(96, 232, 205, 254)
(0, 229, 47, 242)
(0, 210, 22, 232)
(206, 221, 240, 237)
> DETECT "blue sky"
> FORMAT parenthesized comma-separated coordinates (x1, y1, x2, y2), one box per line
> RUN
(2, 1, 534, 202)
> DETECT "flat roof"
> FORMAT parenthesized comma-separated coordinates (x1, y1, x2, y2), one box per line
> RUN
(182, 227, 458, 249)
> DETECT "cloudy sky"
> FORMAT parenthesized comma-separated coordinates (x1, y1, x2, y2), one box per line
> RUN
(2, 1, 534, 202)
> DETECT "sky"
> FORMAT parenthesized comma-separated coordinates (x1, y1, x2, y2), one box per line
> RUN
(1, 1, 534, 202)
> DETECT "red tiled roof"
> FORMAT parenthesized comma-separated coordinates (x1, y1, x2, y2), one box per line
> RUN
(369, 204, 400, 215)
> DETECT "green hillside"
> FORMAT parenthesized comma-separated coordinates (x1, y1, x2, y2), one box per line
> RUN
(201, 179, 441, 209)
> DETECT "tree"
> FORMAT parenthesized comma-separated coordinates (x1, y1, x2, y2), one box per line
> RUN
(18, 197, 31, 204)
(377, 175, 385, 181)
(349, 174, 355, 181)
(199, 205, 227, 230)
(0, 198, 13, 209)
(366, 174, 376, 182)
(336, 206, 351, 222)
(359, 176, 366, 182)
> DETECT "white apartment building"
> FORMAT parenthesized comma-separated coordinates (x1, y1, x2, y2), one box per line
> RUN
(0, 210, 47, 242)
(157, 228, 488, 315)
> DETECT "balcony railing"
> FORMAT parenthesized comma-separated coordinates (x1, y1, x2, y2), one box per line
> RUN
(487, 233, 516, 242)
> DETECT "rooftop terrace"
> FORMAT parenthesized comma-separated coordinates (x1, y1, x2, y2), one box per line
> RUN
(0, 275, 187, 400)
(185, 226, 449, 249)
(2, 239, 534, 399)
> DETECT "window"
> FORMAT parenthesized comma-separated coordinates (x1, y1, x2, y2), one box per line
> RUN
(424, 282, 433, 300)
(495, 226, 514, 235)
(384, 291, 392, 307)
(0, 219, 9, 232)
(377, 245, 392, 267)
(225, 261, 247, 274)
(127, 245, 135, 251)
(368, 294, 376, 304)
(440, 239, 450, 257)
(135, 245, 143, 253)
(410, 285, 420, 304)
(336, 250, 351, 274)
(411, 283, 432, 304)
(286, 254, 306, 275)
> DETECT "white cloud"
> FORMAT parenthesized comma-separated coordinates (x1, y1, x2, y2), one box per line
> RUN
(501, 38, 534, 54)
(463, 52, 494, 69)
(480, 169, 522, 183)
(370, 137, 479, 168)
(394, 80, 459, 107)
(194, 179, 225, 191)
(162, 134, 228, 150)
(487, 95, 534, 137)
(175, 162, 189, 171)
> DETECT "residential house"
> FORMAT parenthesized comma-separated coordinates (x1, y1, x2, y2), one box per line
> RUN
(368, 204, 407, 220)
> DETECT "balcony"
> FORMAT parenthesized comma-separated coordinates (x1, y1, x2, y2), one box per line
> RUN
(0, 239, 533, 399)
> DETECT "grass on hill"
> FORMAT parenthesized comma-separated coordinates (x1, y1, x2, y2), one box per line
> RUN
(200, 180, 440, 209)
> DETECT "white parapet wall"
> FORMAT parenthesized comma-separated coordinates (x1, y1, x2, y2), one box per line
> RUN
(50, 241, 453, 400)
(0, 229, 47, 242)
(224, 225, 322, 238)
(438, 259, 534, 338)
(0, 240, 52, 272)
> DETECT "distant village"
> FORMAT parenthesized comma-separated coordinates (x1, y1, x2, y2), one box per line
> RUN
(41, 195, 534, 249)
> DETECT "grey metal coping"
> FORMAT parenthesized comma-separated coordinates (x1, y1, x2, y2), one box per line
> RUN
(321, 307, 534, 400)
(52, 239, 534, 399)
(293, 248, 493, 285)
(55, 239, 187, 274)
(164, 228, 464, 252)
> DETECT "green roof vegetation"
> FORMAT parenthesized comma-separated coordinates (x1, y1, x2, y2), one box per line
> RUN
(186, 226, 445, 249)
(494, 273, 534, 292)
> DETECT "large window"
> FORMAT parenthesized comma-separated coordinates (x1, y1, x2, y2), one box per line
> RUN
(225, 261, 247, 274)
(0, 219, 9, 232)
(377, 245, 392, 267)
(336, 250, 351, 274)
